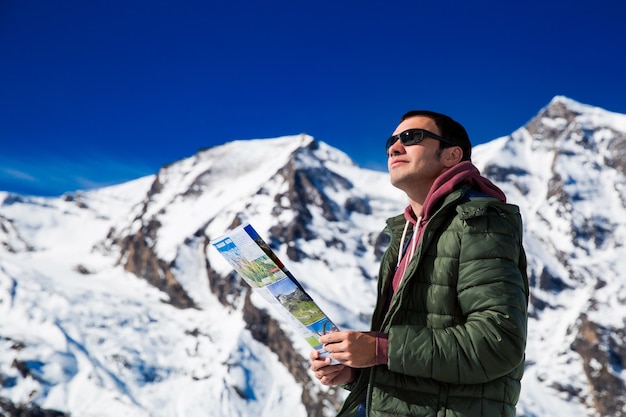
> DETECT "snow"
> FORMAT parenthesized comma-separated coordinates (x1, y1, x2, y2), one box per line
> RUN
(0, 175, 308, 416)
(473, 97, 626, 417)
(2, 96, 626, 417)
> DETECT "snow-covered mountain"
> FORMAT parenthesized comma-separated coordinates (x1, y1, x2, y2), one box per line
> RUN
(473, 96, 626, 417)
(1, 96, 625, 417)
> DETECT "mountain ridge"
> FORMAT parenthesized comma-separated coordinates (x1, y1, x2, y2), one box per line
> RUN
(1, 96, 625, 417)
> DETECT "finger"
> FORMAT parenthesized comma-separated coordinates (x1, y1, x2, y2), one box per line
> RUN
(328, 351, 350, 365)
(319, 371, 339, 384)
(319, 331, 343, 344)
(323, 341, 345, 355)
(320, 355, 333, 366)
(310, 359, 327, 372)
(310, 349, 321, 361)
(316, 365, 344, 379)
(319, 367, 346, 385)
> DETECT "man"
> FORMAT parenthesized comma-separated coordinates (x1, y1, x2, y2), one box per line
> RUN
(310, 110, 528, 417)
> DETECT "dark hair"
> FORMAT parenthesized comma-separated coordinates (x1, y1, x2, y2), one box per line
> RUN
(400, 110, 472, 161)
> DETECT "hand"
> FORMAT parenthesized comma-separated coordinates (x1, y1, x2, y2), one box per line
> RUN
(309, 349, 355, 386)
(319, 330, 378, 368)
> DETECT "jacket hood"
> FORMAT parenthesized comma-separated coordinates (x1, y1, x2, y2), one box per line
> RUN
(419, 161, 506, 222)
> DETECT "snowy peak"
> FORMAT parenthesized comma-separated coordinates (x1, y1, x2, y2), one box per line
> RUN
(526, 96, 626, 175)
(0, 134, 398, 417)
(546, 95, 626, 132)
(100, 133, 402, 312)
(473, 95, 626, 417)
(2, 97, 626, 417)
(108, 134, 354, 262)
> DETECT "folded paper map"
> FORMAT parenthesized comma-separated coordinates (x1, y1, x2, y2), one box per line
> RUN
(211, 223, 339, 361)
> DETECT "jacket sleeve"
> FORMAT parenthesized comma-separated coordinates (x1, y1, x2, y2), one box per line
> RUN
(387, 204, 529, 384)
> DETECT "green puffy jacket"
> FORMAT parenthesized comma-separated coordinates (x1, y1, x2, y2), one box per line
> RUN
(337, 185, 529, 417)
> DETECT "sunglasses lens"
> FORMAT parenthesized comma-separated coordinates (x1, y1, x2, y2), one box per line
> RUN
(385, 136, 398, 152)
(402, 130, 423, 146)
(386, 129, 427, 154)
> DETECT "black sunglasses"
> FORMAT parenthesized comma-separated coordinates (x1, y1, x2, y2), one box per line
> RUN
(385, 128, 454, 155)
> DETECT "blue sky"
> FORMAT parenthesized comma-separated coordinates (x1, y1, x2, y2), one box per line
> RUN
(1, 0, 625, 196)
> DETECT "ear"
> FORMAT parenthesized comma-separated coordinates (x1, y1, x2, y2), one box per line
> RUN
(442, 146, 463, 167)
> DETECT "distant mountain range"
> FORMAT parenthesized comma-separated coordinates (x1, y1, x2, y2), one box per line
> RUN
(1, 96, 625, 417)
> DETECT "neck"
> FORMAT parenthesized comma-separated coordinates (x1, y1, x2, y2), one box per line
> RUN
(404, 180, 435, 217)
(407, 197, 423, 218)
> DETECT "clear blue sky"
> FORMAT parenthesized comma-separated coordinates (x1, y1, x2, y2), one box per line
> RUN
(1, 0, 625, 196)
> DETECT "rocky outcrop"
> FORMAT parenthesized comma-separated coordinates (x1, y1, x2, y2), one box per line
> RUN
(0, 399, 68, 417)
(0, 338, 68, 417)
(241, 290, 343, 416)
(207, 262, 343, 417)
(114, 219, 196, 309)
(571, 314, 626, 417)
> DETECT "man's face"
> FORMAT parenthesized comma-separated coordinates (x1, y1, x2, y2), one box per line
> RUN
(387, 116, 448, 194)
